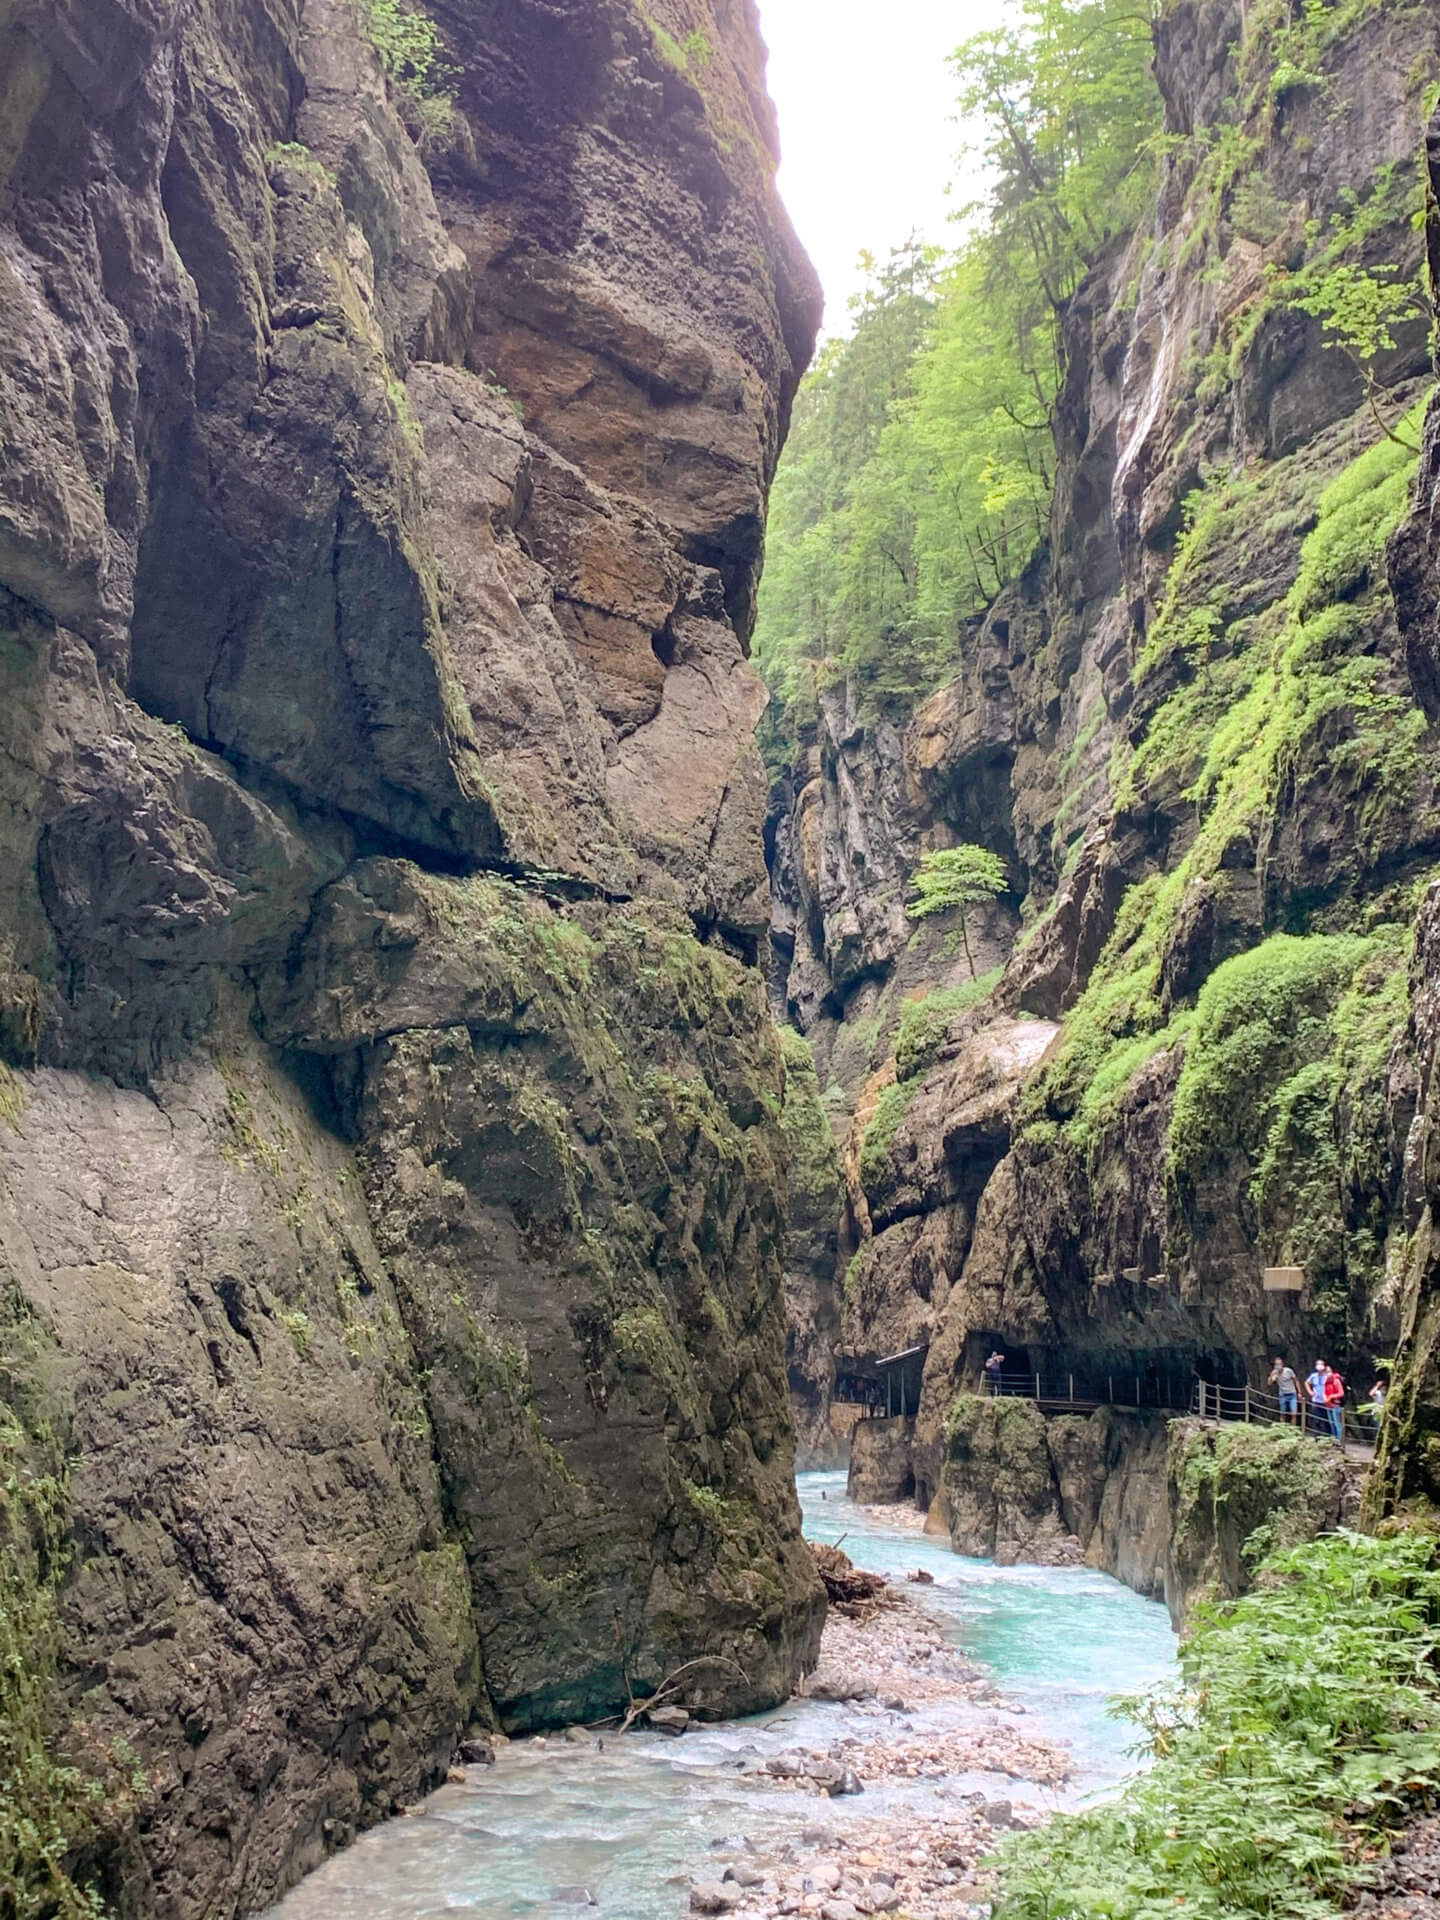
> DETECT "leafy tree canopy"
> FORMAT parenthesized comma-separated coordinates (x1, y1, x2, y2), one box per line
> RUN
(753, 0, 1162, 740)
(906, 845, 1010, 976)
(906, 846, 1010, 921)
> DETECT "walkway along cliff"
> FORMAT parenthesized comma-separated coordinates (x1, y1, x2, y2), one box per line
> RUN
(761, 0, 1440, 1594)
(0, 0, 825, 1912)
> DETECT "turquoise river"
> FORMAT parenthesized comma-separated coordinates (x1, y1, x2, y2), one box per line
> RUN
(264, 1471, 1177, 1920)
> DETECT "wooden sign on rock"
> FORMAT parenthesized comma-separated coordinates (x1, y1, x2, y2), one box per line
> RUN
(1263, 1266, 1306, 1292)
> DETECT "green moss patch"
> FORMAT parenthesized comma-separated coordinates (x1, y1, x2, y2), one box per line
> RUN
(1027, 404, 1429, 1182)
(858, 1078, 918, 1194)
(0, 1299, 120, 1916)
(776, 1027, 842, 1207)
(893, 968, 1003, 1081)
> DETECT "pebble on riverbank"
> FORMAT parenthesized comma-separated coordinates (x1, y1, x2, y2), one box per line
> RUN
(689, 1801, 1030, 1919)
(686, 1566, 1070, 1920)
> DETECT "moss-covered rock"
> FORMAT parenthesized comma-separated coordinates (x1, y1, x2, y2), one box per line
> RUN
(259, 863, 823, 1727)
(776, 1027, 845, 1466)
(939, 1394, 1173, 1590)
(1167, 1419, 1362, 1625)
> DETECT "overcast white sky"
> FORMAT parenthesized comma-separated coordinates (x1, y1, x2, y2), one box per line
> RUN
(756, 0, 1007, 331)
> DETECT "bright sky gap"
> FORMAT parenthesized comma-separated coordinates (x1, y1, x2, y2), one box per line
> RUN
(756, 0, 1008, 328)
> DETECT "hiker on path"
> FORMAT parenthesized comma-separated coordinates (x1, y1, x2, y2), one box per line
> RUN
(984, 1351, 1005, 1397)
(1324, 1363, 1346, 1442)
(1306, 1360, 1335, 1439)
(1269, 1357, 1301, 1426)
(1306, 1360, 1344, 1442)
(1365, 1378, 1387, 1429)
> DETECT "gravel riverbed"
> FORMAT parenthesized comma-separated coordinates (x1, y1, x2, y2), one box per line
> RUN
(263, 1478, 1170, 1919)
(673, 1578, 1070, 1919)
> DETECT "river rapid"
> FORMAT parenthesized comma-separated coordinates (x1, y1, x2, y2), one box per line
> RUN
(263, 1472, 1175, 1920)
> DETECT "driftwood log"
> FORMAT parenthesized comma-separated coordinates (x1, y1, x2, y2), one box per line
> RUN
(809, 1541, 888, 1616)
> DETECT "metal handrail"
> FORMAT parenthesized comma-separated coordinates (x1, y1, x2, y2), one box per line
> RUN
(981, 1369, 1193, 1410)
(1191, 1377, 1378, 1451)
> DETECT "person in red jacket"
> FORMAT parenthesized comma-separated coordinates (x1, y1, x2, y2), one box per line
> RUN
(1323, 1365, 1346, 1443)
(1306, 1360, 1344, 1442)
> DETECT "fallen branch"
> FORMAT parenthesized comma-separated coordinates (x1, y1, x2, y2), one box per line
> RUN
(607, 1655, 751, 1736)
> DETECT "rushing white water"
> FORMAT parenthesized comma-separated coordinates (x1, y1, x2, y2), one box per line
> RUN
(263, 1471, 1175, 1920)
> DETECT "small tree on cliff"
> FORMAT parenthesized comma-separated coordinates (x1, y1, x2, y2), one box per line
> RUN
(905, 845, 1008, 978)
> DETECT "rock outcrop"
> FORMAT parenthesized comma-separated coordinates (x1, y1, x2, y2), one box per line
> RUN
(935, 1401, 1364, 1625)
(1370, 98, 1440, 1525)
(0, 0, 824, 1910)
(939, 1397, 1171, 1596)
(1168, 1419, 1365, 1626)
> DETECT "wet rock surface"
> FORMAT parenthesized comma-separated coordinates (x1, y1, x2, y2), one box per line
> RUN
(0, 0, 823, 1908)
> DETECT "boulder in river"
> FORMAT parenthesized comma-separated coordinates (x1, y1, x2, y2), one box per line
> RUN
(689, 1883, 744, 1914)
(808, 1670, 876, 1702)
(649, 1705, 691, 1736)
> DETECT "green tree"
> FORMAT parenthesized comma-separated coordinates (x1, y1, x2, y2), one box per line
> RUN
(1284, 260, 1427, 450)
(905, 845, 1010, 976)
(752, 0, 1162, 741)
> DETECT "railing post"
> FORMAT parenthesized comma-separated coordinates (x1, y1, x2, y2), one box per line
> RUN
(1108, 1375, 1114, 1405)
(1135, 1376, 1140, 1407)
(1245, 1385, 1251, 1423)
(1035, 1370, 1041, 1402)
(1069, 1373, 1074, 1403)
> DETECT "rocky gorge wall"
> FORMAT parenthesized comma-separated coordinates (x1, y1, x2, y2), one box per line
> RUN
(929, 1399, 1363, 1626)
(763, 0, 1440, 1573)
(0, 0, 826, 1912)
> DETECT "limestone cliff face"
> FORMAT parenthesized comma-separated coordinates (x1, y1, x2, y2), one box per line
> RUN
(0, 0, 822, 1911)
(932, 1402, 1362, 1625)
(1371, 111, 1440, 1518)
(764, 2, 1440, 1562)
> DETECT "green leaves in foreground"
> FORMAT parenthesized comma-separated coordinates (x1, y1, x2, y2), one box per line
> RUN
(996, 1530, 1440, 1920)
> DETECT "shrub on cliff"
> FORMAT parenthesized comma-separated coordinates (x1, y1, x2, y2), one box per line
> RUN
(996, 1529, 1440, 1920)
(777, 1027, 843, 1207)
(894, 968, 1003, 1081)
